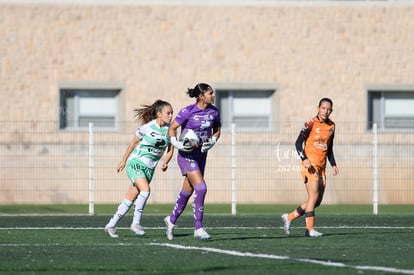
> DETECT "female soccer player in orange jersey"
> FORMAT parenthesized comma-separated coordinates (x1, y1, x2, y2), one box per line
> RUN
(281, 98, 339, 237)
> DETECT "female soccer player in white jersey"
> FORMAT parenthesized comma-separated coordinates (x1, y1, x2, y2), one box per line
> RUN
(104, 99, 174, 238)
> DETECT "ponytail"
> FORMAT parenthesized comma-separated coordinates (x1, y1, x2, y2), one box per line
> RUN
(134, 99, 171, 124)
(186, 83, 212, 99)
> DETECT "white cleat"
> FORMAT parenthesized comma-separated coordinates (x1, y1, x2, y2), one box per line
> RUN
(104, 224, 119, 238)
(130, 223, 145, 237)
(194, 228, 211, 240)
(305, 229, 323, 237)
(164, 216, 175, 240)
(281, 214, 291, 236)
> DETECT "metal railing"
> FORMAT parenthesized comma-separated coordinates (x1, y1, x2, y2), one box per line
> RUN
(0, 120, 413, 215)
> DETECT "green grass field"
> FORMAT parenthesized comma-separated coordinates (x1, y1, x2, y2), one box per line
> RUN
(1, 205, 414, 274)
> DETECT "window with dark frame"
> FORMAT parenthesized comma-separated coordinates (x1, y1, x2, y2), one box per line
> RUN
(59, 89, 120, 130)
(215, 88, 274, 131)
(368, 90, 414, 130)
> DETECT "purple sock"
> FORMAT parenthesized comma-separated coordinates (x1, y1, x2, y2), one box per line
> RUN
(192, 182, 207, 229)
(170, 190, 192, 224)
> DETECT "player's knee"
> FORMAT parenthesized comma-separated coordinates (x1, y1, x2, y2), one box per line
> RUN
(194, 182, 207, 193)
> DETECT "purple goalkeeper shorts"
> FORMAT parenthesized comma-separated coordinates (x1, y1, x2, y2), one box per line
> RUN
(177, 150, 207, 176)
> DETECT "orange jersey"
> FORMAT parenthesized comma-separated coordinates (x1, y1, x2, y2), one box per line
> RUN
(297, 117, 336, 169)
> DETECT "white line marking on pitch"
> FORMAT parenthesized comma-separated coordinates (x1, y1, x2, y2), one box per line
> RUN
(149, 243, 414, 275)
(1, 225, 414, 230)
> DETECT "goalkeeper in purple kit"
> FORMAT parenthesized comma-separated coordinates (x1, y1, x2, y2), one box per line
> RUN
(164, 83, 221, 240)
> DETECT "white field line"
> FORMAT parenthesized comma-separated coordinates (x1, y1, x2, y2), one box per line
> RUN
(1, 240, 412, 274)
(149, 243, 414, 275)
(1, 226, 413, 275)
(0, 225, 414, 230)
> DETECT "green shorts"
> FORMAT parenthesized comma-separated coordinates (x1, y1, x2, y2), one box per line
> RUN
(126, 159, 155, 185)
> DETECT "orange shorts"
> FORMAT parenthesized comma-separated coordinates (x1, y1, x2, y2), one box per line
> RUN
(301, 164, 326, 186)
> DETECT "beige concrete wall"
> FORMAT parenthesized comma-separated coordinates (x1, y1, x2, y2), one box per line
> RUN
(2, 2, 414, 124)
(1, 1, 414, 204)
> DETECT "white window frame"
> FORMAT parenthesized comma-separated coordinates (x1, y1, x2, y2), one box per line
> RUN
(59, 83, 124, 131)
(368, 86, 414, 130)
(214, 83, 279, 131)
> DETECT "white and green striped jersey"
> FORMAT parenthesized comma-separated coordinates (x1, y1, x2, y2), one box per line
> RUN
(128, 119, 170, 169)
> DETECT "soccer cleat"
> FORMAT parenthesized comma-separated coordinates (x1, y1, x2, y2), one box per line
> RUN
(194, 228, 211, 240)
(305, 229, 323, 237)
(281, 213, 291, 236)
(104, 224, 119, 238)
(130, 223, 145, 237)
(164, 216, 175, 240)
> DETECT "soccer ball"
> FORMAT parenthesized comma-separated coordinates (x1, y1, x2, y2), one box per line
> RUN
(179, 129, 199, 149)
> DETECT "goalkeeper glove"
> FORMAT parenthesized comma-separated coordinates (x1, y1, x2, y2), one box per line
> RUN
(201, 136, 217, 153)
(171, 137, 193, 152)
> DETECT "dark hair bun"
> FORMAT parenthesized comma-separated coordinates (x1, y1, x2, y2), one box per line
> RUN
(186, 83, 212, 98)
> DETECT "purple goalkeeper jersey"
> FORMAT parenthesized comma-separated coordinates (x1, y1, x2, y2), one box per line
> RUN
(175, 103, 221, 176)
(175, 103, 221, 145)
